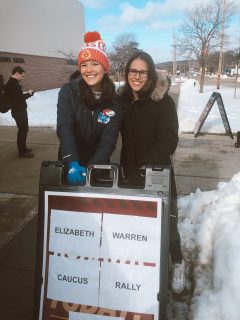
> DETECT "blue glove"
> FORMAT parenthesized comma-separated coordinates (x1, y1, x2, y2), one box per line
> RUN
(67, 161, 86, 185)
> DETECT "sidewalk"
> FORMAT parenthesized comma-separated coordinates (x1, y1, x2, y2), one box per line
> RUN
(0, 126, 59, 320)
(0, 125, 240, 319)
(0, 126, 59, 248)
(174, 132, 240, 195)
(0, 126, 58, 195)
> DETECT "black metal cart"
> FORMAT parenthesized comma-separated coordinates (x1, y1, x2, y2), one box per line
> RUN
(34, 163, 171, 320)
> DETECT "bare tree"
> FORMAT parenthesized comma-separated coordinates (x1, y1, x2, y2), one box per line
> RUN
(176, 0, 235, 93)
(109, 33, 139, 81)
(56, 50, 77, 65)
(217, 0, 227, 89)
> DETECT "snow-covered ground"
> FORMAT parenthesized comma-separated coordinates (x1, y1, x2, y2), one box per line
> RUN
(1, 79, 240, 319)
(1, 78, 239, 135)
(175, 79, 240, 319)
(0, 88, 59, 128)
(178, 79, 240, 134)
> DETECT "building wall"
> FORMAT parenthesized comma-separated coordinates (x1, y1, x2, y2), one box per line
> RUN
(0, 0, 85, 58)
(0, 0, 84, 90)
(0, 52, 77, 91)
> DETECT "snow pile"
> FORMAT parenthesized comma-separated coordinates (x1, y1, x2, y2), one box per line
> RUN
(177, 171, 240, 320)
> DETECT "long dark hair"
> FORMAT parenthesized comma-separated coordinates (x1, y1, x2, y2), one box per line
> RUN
(120, 51, 157, 102)
(70, 70, 116, 107)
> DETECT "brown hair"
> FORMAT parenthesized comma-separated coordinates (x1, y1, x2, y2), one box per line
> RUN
(120, 51, 157, 102)
(79, 74, 116, 107)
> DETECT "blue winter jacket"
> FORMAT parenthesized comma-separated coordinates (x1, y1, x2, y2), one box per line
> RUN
(57, 79, 122, 166)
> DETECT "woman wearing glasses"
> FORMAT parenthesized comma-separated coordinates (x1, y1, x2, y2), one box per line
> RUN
(118, 51, 185, 294)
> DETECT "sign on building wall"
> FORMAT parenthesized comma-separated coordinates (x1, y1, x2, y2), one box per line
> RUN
(193, 91, 233, 139)
(0, 56, 25, 63)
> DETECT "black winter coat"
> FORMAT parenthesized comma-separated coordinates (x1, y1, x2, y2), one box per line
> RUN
(120, 71, 178, 195)
(57, 79, 122, 166)
(4, 77, 31, 112)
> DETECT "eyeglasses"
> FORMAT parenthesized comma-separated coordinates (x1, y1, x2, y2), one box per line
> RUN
(128, 69, 148, 78)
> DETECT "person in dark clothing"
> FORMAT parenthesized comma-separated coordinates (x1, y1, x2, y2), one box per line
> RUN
(4, 66, 34, 158)
(57, 31, 122, 185)
(118, 51, 185, 294)
(0, 74, 4, 90)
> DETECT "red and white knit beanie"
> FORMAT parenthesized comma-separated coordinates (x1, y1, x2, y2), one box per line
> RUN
(78, 31, 110, 73)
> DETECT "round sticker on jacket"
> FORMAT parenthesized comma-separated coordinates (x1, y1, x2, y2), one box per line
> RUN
(97, 109, 115, 124)
(103, 109, 115, 117)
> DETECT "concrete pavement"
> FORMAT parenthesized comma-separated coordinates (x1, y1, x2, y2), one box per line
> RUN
(0, 126, 58, 195)
(0, 106, 240, 319)
(174, 132, 240, 195)
(0, 126, 59, 320)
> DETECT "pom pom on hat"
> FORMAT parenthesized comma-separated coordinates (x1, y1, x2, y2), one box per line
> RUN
(84, 31, 101, 43)
(78, 31, 110, 73)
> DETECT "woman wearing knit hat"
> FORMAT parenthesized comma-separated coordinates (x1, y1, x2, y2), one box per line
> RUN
(57, 31, 122, 185)
(118, 51, 185, 294)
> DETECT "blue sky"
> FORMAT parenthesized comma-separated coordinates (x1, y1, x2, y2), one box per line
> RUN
(79, 0, 240, 63)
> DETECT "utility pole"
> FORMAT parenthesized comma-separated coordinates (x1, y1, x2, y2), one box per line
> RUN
(234, 47, 240, 99)
(172, 31, 177, 80)
(217, 0, 226, 89)
(234, 61, 239, 98)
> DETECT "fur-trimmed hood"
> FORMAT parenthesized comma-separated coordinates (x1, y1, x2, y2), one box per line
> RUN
(150, 70, 171, 101)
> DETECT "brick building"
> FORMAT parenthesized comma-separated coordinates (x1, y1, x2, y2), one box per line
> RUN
(0, 0, 85, 91)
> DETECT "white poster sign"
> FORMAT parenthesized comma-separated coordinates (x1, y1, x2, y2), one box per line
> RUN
(69, 312, 124, 320)
(47, 255, 100, 306)
(49, 210, 102, 257)
(99, 262, 159, 315)
(41, 192, 162, 320)
(101, 213, 161, 262)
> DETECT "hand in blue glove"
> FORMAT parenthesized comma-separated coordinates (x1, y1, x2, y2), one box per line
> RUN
(67, 161, 87, 185)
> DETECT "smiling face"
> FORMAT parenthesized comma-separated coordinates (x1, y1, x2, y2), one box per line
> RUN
(79, 60, 105, 91)
(128, 58, 149, 100)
